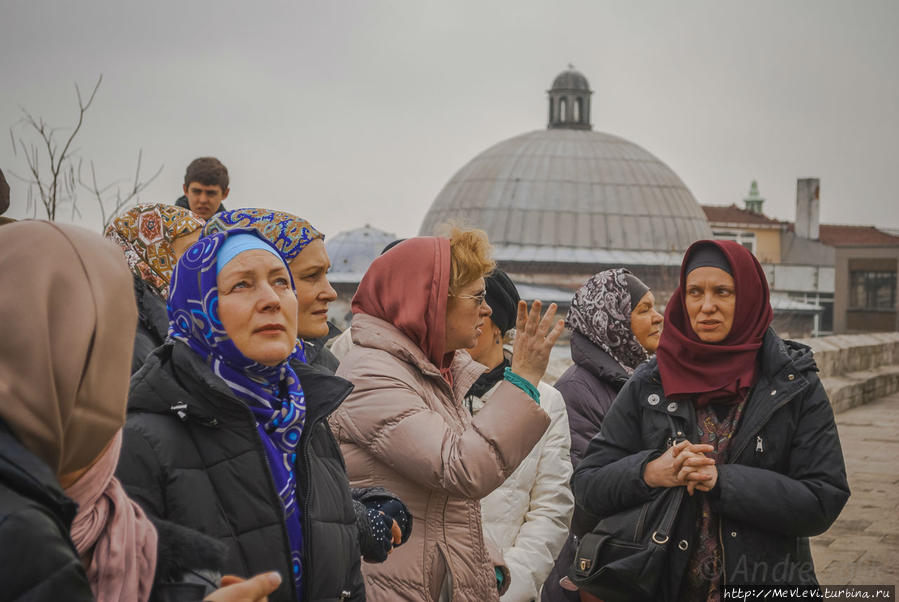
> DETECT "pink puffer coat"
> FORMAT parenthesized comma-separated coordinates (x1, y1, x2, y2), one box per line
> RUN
(331, 314, 550, 601)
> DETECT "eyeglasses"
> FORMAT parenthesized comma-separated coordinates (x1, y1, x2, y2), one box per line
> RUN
(452, 290, 487, 305)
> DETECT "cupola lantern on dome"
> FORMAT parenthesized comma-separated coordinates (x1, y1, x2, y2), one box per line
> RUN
(743, 180, 765, 214)
(419, 67, 712, 301)
(548, 64, 592, 131)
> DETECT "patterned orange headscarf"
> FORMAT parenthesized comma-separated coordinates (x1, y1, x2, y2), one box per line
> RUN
(104, 204, 205, 299)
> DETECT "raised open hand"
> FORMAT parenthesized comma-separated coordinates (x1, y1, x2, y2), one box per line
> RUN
(509, 299, 565, 388)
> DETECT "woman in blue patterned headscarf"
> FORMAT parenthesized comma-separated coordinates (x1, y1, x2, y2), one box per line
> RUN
(204, 209, 340, 371)
(117, 227, 367, 601)
(168, 229, 308, 593)
(203, 209, 413, 562)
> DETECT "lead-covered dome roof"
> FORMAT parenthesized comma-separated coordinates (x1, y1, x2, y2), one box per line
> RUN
(420, 128, 712, 263)
(325, 224, 397, 282)
(551, 68, 590, 91)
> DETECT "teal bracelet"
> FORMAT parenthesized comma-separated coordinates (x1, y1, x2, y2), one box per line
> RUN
(503, 367, 541, 405)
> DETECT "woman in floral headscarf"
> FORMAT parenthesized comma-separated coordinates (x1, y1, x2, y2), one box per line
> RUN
(105, 203, 205, 373)
(543, 268, 662, 602)
(557, 269, 663, 467)
(116, 228, 365, 602)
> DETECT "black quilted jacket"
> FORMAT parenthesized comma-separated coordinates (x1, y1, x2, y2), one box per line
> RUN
(572, 330, 850, 598)
(117, 341, 365, 602)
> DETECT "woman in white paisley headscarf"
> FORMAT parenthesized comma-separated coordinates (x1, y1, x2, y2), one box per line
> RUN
(542, 268, 662, 602)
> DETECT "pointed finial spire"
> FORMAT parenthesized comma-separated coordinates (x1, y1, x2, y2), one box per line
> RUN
(743, 180, 765, 214)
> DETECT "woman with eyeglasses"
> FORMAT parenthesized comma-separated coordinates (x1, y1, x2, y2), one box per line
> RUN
(329, 227, 564, 601)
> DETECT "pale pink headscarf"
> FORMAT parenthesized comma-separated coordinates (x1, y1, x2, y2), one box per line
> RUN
(65, 431, 158, 602)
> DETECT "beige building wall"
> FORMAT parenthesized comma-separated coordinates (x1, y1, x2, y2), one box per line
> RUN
(753, 229, 782, 264)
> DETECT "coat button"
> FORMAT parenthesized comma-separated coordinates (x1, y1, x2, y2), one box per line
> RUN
(770, 390, 777, 396)
(788, 374, 795, 381)
(648, 393, 660, 406)
(731, 531, 738, 538)
(667, 402, 679, 412)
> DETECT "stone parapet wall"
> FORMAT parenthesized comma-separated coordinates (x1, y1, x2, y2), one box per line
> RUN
(795, 332, 899, 378)
(542, 332, 899, 413)
(794, 332, 899, 413)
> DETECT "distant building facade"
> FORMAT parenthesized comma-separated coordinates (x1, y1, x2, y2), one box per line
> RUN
(820, 224, 899, 333)
(704, 178, 899, 335)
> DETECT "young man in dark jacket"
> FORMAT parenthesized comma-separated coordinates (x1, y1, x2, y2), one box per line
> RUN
(174, 157, 229, 220)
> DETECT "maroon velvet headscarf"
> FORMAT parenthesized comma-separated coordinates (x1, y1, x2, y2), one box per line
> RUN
(351, 237, 454, 374)
(657, 240, 773, 407)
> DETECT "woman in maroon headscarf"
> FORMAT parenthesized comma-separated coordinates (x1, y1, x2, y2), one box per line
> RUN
(571, 240, 850, 601)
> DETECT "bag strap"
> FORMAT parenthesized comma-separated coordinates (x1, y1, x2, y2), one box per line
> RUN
(650, 486, 683, 545)
(651, 415, 686, 545)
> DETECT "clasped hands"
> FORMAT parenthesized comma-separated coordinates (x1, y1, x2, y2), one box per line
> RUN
(643, 439, 717, 496)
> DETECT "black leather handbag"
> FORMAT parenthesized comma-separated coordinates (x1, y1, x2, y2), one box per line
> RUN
(568, 420, 686, 601)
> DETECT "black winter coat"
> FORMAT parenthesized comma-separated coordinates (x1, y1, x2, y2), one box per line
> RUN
(174, 195, 227, 215)
(571, 330, 850, 597)
(542, 332, 631, 602)
(554, 331, 630, 467)
(117, 341, 365, 602)
(0, 421, 254, 602)
(303, 337, 340, 375)
(131, 274, 170, 375)
(0, 421, 93, 601)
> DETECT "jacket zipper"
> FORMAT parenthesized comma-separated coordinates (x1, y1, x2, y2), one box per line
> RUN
(730, 393, 793, 459)
(238, 395, 349, 602)
(300, 431, 314, 602)
(297, 382, 354, 602)
(245, 410, 301, 602)
(718, 381, 802, 586)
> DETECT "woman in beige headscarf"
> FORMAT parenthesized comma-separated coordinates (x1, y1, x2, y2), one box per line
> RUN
(0, 220, 152, 600)
(0, 221, 280, 602)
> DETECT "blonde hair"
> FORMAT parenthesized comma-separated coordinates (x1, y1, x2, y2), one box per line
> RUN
(437, 223, 495, 295)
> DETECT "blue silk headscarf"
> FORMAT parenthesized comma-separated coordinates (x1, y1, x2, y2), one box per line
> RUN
(167, 228, 307, 597)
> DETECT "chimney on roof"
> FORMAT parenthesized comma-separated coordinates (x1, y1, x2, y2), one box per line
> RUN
(795, 178, 820, 240)
(743, 180, 764, 214)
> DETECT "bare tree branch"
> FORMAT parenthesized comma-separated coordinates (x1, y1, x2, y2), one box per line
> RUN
(8, 74, 162, 229)
(80, 150, 164, 229)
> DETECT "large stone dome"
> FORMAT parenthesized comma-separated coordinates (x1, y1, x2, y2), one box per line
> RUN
(420, 128, 712, 264)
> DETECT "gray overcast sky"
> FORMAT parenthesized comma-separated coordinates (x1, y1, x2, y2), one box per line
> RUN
(2, 0, 897, 238)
